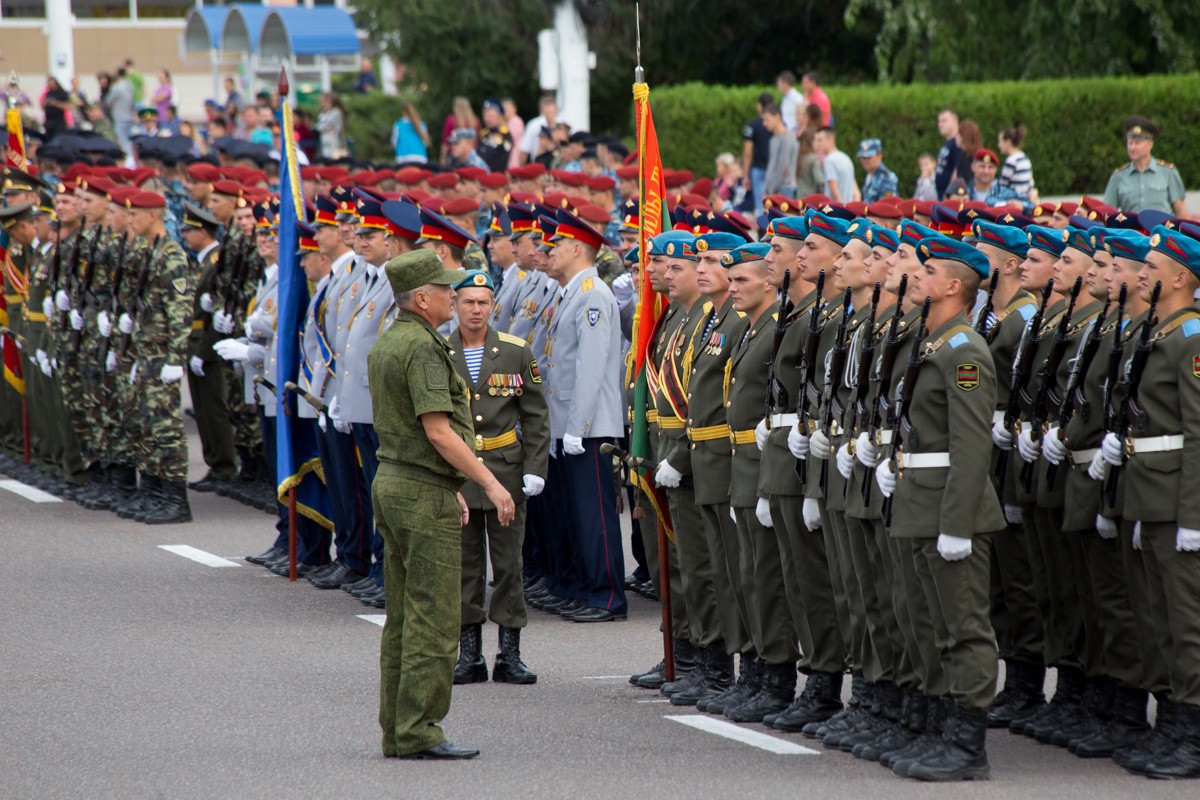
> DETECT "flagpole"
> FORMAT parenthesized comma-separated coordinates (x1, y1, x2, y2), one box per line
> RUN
(5, 74, 31, 465)
(632, 4, 674, 682)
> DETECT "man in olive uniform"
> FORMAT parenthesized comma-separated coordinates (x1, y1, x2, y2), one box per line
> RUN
(184, 202, 238, 489)
(1103, 116, 1188, 217)
(0, 200, 35, 467)
(1097, 226, 1200, 779)
(370, 248, 515, 760)
(448, 270, 550, 685)
(875, 235, 1005, 781)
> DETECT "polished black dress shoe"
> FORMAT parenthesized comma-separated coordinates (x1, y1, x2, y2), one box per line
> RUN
(565, 606, 627, 623)
(188, 473, 231, 493)
(246, 547, 286, 565)
(392, 741, 479, 760)
(305, 563, 341, 583)
(344, 577, 377, 596)
(367, 590, 386, 609)
(269, 560, 319, 578)
(312, 564, 365, 590)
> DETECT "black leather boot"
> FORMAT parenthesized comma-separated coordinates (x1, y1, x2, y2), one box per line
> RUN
(142, 480, 193, 524)
(905, 704, 991, 782)
(877, 691, 929, 766)
(1057, 676, 1115, 747)
(670, 647, 734, 706)
(492, 627, 537, 684)
(453, 624, 488, 685)
(840, 682, 902, 753)
(818, 676, 871, 745)
(1028, 666, 1087, 743)
(1138, 704, 1200, 779)
(661, 644, 708, 696)
(117, 473, 158, 519)
(726, 661, 797, 723)
(1072, 684, 1151, 758)
(888, 696, 948, 772)
(76, 465, 114, 510)
(853, 683, 911, 760)
(701, 653, 758, 714)
(1118, 698, 1187, 774)
(97, 464, 137, 512)
(768, 670, 844, 732)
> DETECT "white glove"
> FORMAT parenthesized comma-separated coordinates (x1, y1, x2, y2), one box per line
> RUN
(105, 350, 117, 373)
(1101, 432, 1125, 466)
(802, 497, 822, 531)
(328, 396, 352, 434)
(42, 296, 55, 319)
(755, 497, 773, 528)
(754, 418, 769, 451)
(992, 421, 1014, 450)
(855, 432, 879, 468)
(936, 532, 973, 561)
(808, 428, 833, 460)
(729, 506, 737, 523)
(1004, 504, 1023, 525)
(334, 418, 352, 434)
(213, 309, 235, 334)
(129, 361, 138, 384)
(612, 273, 635, 307)
(1042, 426, 1067, 465)
(199, 292, 214, 313)
(36, 349, 51, 377)
(875, 459, 896, 497)
(189, 356, 206, 376)
(213, 338, 250, 362)
(1132, 521, 1142, 551)
(55, 289, 70, 311)
(97, 310, 112, 338)
(1017, 427, 1042, 463)
(1087, 451, 1107, 482)
(788, 425, 810, 459)
(562, 433, 585, 456)
(159, 364, 183, 384)
(655, 460, 682, 489)
(245, 312, 274, 340)
(318, 412, 328, 433)
(69, 309, 84, 330)
(1095, 514, 1118, 540)
(522, 474, 545, 497)
(118, 312, 134, 334)
(836, 443, 854, 479)
(1177, 527, 1200, 552)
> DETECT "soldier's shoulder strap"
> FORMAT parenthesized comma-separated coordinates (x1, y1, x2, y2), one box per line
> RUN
(1113, 162, 1132, 175)
(497, 331, 528, 348)
(924, 323, 975, 358)
(1154, 311, 1200, 341)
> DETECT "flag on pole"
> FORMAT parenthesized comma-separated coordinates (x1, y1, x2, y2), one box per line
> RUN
(626, 79, 672, 540)
(0, 97, 26, 393)
(7, 103, 28, 171)
(273, 78, 333, 530)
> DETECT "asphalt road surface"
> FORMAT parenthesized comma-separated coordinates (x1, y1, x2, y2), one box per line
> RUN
(1, 419, 1195, 800)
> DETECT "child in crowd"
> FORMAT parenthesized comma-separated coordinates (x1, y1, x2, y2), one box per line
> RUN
(913, 152, 937, 200)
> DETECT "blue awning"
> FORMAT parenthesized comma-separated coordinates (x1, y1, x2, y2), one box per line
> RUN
(222, 4, 272, 55)
(260, 8, 360, 58)
(183, 5, 231, 52)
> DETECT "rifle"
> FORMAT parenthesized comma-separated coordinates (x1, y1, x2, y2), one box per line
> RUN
(69, 226, 109, 352)
(818, 287, 855, 499)
(764, 269, 793, 419)
(599, 441, 658, 473)
(862, 273, 908, 504)
(115, 235, 161, 361)
(993, 279, 1054, 486)
(48, 218, 63, 294)
(1019, 276, 1083, 491)
(794, 269, 826, 483)
(1104, 281, 1161, 506)
(974, 269, 999, 344)
(284, 380, 328, 414)
(222, 238, 250, 318)
(96, 231, 130, 366)
(1045, 289, 1115, 490)
(57, 225, 87, 331)
(882, 297, 932, 525)
(1098, 284, 1129, 501)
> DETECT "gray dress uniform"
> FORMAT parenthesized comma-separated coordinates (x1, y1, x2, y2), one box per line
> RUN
(489, 264, 529, 334)
(339, 265, 393, 426)
(242, 265, 278, 410)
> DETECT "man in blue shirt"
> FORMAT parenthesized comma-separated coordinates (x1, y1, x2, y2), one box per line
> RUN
(966, 149, 1023, 207)
(857, 138, 899, 203)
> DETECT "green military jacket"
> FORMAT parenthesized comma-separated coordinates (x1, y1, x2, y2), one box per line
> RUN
(449, 326, 550, 510)
(654, 297, 709, 480)
(132, 237, 193, 373)
(821, 300, 868, 512)
(726, 302, 779, 509)
(21, 240, 54, 355)
(759, 290, 818, 497)
(187, 243, 223, 362)
(684, 294, 748, 506)
(803, 292, 848, 502)
(1012, 297, 1066, 505)
(1120, 303, 1200, 527)
(1098, 311, 1151, 520)
(888, 315, 1005, 539)
(369, 308, 474, 494)
(985, 289, 1037, 504)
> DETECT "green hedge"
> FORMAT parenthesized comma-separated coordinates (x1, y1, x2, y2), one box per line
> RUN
(648, 74, 1200, 196)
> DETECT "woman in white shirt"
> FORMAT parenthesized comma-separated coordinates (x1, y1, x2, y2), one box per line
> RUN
(998, 124, 1037, 202)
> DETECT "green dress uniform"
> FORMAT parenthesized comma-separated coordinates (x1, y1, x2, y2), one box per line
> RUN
(186, 240, 237, 482)
(370, 307, 474, 758)
(1102, 159, 1186, 215)
(20, 240, 62, 476)
(2, 241, 29, 460)
(448, 327, 550, 631)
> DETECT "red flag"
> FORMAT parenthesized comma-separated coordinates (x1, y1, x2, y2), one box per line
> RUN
(7, 106, 28, 171)
(0, 248, 23, 395)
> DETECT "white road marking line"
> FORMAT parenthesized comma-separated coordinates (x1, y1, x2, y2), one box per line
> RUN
(665, 715, 819, 755)
(635, 698, 671, 703)
(0, 479, 62, 503)
(357, 614, 387, 627)
(582, 675, 631, 680)
(157, 545, 242, 568)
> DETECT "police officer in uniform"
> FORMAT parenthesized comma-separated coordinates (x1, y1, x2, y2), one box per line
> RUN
(1103, 117, 1188, 217)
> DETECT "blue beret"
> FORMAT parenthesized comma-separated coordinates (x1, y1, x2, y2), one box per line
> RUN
(649, 230, 696, 260)
(695, 231, 747, 253)
(846, 218, 877, 248)
(721, 242, 770, 267)
(624, 245, 640, 264)
(1062, 226, 1095, 256)
(771, 215, 808, 241)
(1103, 230, 1150, 261)
(872, 226, 899, 252)
(1026, 224, 1067, 257)
(898, 220, 941, 250)
(453, 269, 495, 292)
(805, 211, 852, 246)
(1150, 225, 1200, 278)
(917, 236, 991, 278)
(971, 220, 1029, 258)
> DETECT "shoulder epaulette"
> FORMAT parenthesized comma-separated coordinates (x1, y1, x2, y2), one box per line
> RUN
(703, 300, 714, 313)
(581, 277, 594, 292)
(497, 331, 528, 347)
(517, 270, 527, 280)
(1113, 162, 1132, 174)
(1156, 159, 1175, 169)
(735, 310, 747, 318)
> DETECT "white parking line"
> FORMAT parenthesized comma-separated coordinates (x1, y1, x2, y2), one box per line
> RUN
(582, 675, 631, 680)
(635, 698, 671, 704)
(665, 715, 819, 755)
(357, 614, 387, 627)
(0, 479, 62, 503)
(158, 545, 241, 568)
